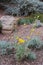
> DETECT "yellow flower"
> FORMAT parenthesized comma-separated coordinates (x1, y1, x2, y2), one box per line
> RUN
(27, 36, 31, 40)
(18, 38, 25, 44)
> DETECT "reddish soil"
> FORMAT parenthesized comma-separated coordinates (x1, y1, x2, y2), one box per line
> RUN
(0, 25, 43, 65)
(0, 49, 43, 65)
(0, 12, 43, 65)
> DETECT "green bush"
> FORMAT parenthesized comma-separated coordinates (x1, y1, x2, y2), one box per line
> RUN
(0, 41, 14, 55)
(17, 17, 35, 25)
(14, 43, 36, 61)
(0, 21, 2, 33)
(27, 52, 36, 60)
(0, 0, 43, 16)
(26, 37, 43, 49)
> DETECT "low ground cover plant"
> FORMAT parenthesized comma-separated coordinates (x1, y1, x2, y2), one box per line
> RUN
(26, 37, 43, 49)
(14, 43, 36, 61)
(17, 13, 43, 26)
(17, 17, 35, 25)
(0, 41, 14, 55)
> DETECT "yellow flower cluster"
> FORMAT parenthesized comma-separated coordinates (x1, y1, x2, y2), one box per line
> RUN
(16, 28, 35, 44)
(18, 38, 25, 44)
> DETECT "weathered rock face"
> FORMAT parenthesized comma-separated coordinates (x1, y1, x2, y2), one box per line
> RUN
(0, 15, 19, 33)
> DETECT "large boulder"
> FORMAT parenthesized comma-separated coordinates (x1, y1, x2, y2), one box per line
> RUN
(0, 15, 19, 33)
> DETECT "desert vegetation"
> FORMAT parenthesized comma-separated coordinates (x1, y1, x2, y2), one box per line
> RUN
(0, 0, 43, 65)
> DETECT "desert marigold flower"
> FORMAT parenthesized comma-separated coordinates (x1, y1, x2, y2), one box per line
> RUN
(18, 38, 25, 44)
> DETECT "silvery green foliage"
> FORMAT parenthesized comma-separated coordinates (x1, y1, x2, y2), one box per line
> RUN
(0, 0, 43, 16)
(27, 52, 36, 60)
(14, 43, 36, 61)
(26, 37, 43, 49)
(33, 20, 43, 28)
(0, 41, 14, 55)
(5, 7, 20, 16)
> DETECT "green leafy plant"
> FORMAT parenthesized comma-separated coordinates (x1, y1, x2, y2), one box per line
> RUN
(27, 52, 36, 60)
(14, 43, 36, 61)
(17, 17, 34, 25)
(0, 41, 14, 55)
(26, 37, 43, 49)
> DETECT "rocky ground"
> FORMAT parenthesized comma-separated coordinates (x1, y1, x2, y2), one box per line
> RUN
(0, 12, 43, 65)
(0, 25, 43, 65)
(0, 49, 43, 65)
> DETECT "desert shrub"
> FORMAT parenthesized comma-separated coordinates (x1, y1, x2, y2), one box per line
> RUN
(4, 7, 20, 16)
(4, 0, 36, 16)
(27, 52, 36, 60)
(0, 21, 2, 33)
(0, 41, 14, 55)
(26, 37, 43, 49)
(0, 0, 43, 16)
(1, 0, 43, 16)
(14, 43, 36, 61)
(17, 17, 34, 25)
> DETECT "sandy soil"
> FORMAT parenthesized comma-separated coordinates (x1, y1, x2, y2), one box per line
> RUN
(0, 12, 43, 65)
